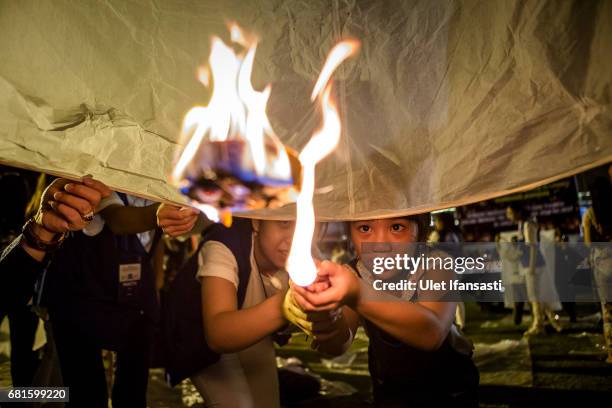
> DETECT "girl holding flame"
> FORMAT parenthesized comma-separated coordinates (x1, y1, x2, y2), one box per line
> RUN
(160, 215, 343, 407)
(289, 215, 480, 407)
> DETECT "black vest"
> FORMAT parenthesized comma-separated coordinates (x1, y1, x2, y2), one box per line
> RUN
(161, 218, 252, 385)
(40, 197, 160, 350)
(350, 259, 479, 404)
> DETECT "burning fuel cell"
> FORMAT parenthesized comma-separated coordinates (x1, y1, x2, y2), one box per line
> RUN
(177, 139, 301, 212)
(171, 24, 301, 216)
(171, 23, 360, 288)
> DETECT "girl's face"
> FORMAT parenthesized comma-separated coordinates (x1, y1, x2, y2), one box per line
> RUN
(350, 218, 418, 258)
(253, 220, 295, 271)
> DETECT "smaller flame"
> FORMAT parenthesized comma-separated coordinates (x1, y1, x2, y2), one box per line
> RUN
(310, 40, 360, 101)
(286, 39, 360, 287)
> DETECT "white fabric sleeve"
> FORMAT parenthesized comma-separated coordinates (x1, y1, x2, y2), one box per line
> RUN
(82, 192, 124, 236)
(197, 240, 240, 289)
(97, 191, 124, 211)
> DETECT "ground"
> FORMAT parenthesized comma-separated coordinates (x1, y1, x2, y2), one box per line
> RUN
(1, 302, 611, 407)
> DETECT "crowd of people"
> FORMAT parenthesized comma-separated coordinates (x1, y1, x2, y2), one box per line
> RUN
(0, 162, 610, 407)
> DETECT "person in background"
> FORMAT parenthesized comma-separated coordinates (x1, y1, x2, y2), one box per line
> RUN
(506, 204, 562, 336)
(582, 175, 612, 363)
(539, 220, 562, 324)
(496, 232, 526, 325)
(553, 229, 578, 323)
(428, 212, 466, 330)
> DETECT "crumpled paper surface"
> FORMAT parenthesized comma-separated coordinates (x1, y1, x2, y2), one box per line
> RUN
(1, 0, 610, 218)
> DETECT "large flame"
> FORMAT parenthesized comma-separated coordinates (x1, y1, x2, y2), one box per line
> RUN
(286, 39, 360, 287)
(171, 24, 292, 207)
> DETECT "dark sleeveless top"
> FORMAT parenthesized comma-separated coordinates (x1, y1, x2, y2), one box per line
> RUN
(163, 218, 289, 385)
(350, 259, 479, 406)
(161, 217, 253, 385)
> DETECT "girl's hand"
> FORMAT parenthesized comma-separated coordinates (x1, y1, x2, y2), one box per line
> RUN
(156, 204, 200, 236)
(283, 285, 343, 341)
(303, 269, 331, 293)
(292, 261, 360, 312)
(309, 308, 343, 342)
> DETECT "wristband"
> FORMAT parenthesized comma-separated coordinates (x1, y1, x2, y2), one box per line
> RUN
(21, 218, 66, 252)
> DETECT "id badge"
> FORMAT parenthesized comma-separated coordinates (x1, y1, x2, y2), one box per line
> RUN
(118, 259, 142, 302)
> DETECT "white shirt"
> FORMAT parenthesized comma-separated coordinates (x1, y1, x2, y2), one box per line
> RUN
(194, 234, 288, 408)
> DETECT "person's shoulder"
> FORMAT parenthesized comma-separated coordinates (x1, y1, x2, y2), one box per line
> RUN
(200, 240, 238, 263)
(197, 240, 240, 287)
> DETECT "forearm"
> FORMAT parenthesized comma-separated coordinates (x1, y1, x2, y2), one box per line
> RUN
(355, 283, 451, 351)
(313, 307, 356, 356)
(102, 203, 160, 235)
(205, 292, 287, 353)
(19, 220, 59, 262)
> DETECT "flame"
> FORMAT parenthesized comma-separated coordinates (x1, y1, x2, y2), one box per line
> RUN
(310, 40, 361, 101)
(171, 25, 291, 189)
(238, 45, 290, 180)
(286, 39, 360, 287)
